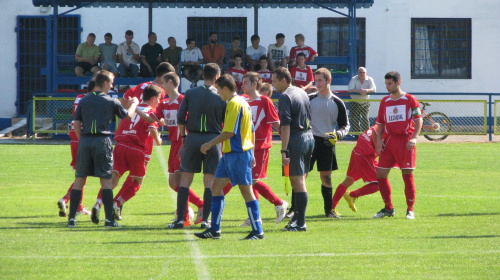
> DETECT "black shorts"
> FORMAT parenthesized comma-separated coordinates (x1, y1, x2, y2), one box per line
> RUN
(75, 135, 113, 179)
(179, 132, 222, 174)
(310, 135, 338, 172)
(182, 65, 202, 76)
(287, 131, 314, 176)
(76, 62, 99, 73)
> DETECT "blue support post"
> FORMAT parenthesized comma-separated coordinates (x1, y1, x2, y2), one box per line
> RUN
(348, 1, 357, 78)
(254, 3, 258, 35)
(52, 1, 58, 92)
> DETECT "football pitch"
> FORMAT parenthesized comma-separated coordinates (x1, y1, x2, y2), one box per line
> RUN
(0, 142, 498, 279)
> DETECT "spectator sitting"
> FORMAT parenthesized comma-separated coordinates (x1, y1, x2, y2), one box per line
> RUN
(162, 36, 183, 73)
(290, 53, 315, 93)
(201, 32, 225, 70)
(98, 33, 118, 76)
(267, 33, 289, 71)
(227, 54, 248, 93)
(289, 33, 318, 68)
(257, 55, 272, 84)
(181, 38, 204, 88)
(228, 36, 245, 67)
(140, 32, 163, 77)
(246, 34, 266, 71)
(75, 33, 101, 77)
(117, 30, 140, 77)
(259, 82, 274, 98)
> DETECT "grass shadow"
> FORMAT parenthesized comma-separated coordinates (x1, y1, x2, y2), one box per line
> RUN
(437, 212, 500, 217)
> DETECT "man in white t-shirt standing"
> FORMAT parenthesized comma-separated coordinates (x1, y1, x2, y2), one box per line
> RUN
(348, 67, 377, 136)
(117, 30, 140, 77)
(267, 33, 289, 71)
(181, 38, 204, 88)
(246, 35, 267, 71)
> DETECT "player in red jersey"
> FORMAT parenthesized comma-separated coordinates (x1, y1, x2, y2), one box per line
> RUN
(90, 62, 174, 221)
(257, 55, 272, 84)
(290, 53, 314, 92)
(156, 73, 205, 226)
(373, 71, 422, 220)
(94, 84, 163, 225)
(222, 72, 289, 225)
(56, 81, 96, 217)
(289, 33, 318, 67)
(227, 54, 248, 93)
(331, 124, 381, 216)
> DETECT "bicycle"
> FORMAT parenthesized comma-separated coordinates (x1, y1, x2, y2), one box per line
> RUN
(420, 102, 452, 141)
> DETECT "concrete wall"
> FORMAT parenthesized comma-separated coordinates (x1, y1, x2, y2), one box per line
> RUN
(1, 0, 499, 118)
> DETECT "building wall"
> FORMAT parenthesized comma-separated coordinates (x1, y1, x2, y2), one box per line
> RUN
(1, 0, 499, 118)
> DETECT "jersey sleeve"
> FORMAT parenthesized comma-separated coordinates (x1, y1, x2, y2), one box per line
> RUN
(123, 87, 135, 100)
(410, 95, 422, 119)
(376, 96, 387, 124)
(222, 100, 242, 135)
(307, 67, 314, 82)
(278, 94, 292, 126)
(263, 96, 279, 124)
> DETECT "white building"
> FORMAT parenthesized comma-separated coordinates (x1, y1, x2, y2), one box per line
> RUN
(1, 0, 499, 128)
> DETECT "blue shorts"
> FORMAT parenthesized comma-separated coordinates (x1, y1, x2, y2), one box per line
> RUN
(215, 149, 253, 186)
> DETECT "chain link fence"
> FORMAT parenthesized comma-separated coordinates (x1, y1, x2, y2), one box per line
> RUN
(32, 95, 492, 139)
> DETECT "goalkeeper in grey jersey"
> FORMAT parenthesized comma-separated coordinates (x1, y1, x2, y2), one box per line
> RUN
(308, 68, 350, 219)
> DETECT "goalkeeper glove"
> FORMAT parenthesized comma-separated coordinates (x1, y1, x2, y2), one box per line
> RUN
(324, 131, 338, 147)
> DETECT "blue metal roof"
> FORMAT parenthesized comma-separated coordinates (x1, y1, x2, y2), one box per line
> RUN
(33, 0, 374, 9)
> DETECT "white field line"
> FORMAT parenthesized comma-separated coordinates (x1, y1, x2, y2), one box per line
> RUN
(1, 250, 498, 260)
(154, 146, 210, 280)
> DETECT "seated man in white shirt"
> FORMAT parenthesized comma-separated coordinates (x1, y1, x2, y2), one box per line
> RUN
(181, 38, 204, 88)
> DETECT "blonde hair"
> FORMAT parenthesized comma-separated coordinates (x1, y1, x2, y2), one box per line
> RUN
(259, 83, 273, 97)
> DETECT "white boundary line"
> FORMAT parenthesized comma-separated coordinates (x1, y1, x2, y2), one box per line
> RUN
(154, 146, 210, 280)
(1, 250, 498, 259)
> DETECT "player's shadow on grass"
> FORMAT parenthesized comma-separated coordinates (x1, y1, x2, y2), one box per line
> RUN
(437, 212, 500, 217)
(430, 235, 500, 239)
(0, 215, 54, 219)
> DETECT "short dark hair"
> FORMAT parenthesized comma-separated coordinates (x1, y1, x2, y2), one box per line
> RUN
(162, 72, 180, 88)
(148, 32, 156, 38)
(186, 38, 195, 45)
(203, 63, 221, 81)
(209, 32, 217, 37)
(168, 36, 175, 42)
(104, 33, 112, 39)
(142, 84, 162, 101)
(94, 70, 114, 88)
(251, 34, 260, 42)
(156, 62, 175, 77)
(215, 74, 237, 93)
(88, 33, 96, 38)
(297, 52, 307, 58)
(259, 55, 267, 61)
(125, 30, 133, 36)
(273, 67, 292, 84)
(87, 80, 96, 92)
(243, 72, 262, 91)
(232, 36, 240, 42)
(276, 33, 285, 40)
(385, 71, 401, 83)
(234, 54, 243, 60)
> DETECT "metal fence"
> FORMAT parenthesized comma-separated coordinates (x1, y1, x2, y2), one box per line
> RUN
(31, 92, 500, 140)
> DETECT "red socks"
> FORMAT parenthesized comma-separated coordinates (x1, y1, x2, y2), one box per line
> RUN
(114, 178, 141, 207)
(253, 181, 281, 206)
(403, 173, 416, 212)
(350, 182, 379, 198)
(378, 178, 393, 210)
(332, 184, 347, 210)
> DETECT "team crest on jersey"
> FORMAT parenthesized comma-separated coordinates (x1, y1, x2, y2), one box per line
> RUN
(386, 105, 406, 123)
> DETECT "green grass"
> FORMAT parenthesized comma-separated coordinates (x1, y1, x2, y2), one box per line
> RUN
(0, 142, 499, 279)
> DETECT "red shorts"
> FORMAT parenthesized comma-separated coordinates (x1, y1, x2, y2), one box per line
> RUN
(378, 135, 416, 169)
(346, 150, 378, 183)
(252, 149, 270, 179)
(70, 139, 79, 169)
(168, 140, 182, 174)
(113, 143, 147, 177)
